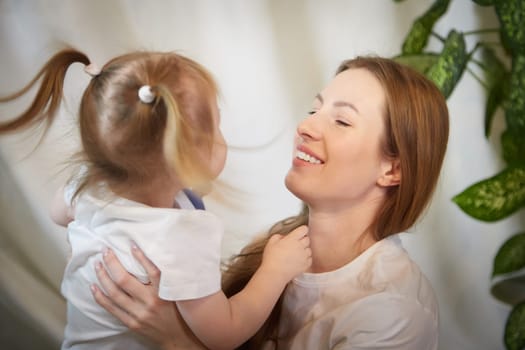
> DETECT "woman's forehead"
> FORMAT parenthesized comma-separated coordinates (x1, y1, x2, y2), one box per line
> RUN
(320, 68, 385, 113)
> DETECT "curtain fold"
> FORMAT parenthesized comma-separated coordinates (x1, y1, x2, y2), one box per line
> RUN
(0, 153, 66, 349)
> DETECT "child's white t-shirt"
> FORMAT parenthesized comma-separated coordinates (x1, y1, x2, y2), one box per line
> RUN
(61, 186, 223, 349)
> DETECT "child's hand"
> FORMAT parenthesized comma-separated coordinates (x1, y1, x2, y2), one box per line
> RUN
(49, 185, 75, 227)
(260, 225, 311, 284)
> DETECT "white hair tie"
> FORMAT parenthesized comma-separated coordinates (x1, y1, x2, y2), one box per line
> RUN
(84, 63, 101, 77)
(138, 85, 155, 104)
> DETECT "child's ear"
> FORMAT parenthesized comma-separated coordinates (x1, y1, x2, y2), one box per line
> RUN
(377, 159, 401, 187)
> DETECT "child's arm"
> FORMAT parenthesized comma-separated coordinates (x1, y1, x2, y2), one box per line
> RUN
(176, 225, 311, 350)
(49, 185, 75, 227)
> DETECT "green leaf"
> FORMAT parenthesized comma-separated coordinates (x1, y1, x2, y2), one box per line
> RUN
(502, 129, 525, 165)
(426, 30, 468, 98)
(495, 0, 525, 54)
(505, 54, 525, 132)
(452, 165, 525, 221)
(392, 53, 439, 74)
(505, 301, 525, 350)
(401, 0, 452, 54)
(480, 47, 509, 137)
(494, 232, 525, 276)
(402, 21, 432, 55)
(472, 0, 494, 6)
(481, 47, 508, 87)
(485, 78, 507, 137)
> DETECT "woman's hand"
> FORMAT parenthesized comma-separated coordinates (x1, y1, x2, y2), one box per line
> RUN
(91, 245, 206, 350)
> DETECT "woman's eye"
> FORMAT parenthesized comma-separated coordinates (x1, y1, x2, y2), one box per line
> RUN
(336, 120, 351, 127)
(307, 110, 317, 116)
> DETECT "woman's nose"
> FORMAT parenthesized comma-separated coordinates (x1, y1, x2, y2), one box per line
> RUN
(297, 114, 321, 140)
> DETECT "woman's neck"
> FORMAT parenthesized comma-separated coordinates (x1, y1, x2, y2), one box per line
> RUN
(306, 202, 380, 273)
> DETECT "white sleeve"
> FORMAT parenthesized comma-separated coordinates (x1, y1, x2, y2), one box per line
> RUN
(332, 293, 438, 350)
(145, 210, 224, 301)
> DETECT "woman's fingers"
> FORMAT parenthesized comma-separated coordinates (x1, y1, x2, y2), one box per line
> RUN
(131, 242, 161, 288)
(92, 246, 201, 347)
(102, 248, 157, 304)
(91, 283, 138, 329)
(92, 260, 145, 329)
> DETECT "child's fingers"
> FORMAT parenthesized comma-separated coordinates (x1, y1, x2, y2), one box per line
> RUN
(306, 247, 313, 259)
(288, 225, 309, 240)
(299, 234, 310, 248)
(267, 233, 283, 246)
(285, 226, 310, 248)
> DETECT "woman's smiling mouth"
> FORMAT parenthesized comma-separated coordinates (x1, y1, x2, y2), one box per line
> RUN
(295, 150, 323, 164)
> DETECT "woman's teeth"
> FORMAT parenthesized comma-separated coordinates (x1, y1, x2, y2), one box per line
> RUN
(296, 150, 321, 164)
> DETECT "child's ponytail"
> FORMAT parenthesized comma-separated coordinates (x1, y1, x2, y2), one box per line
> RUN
(156, 84, 213, 190)
(0, 48, 90, 135)
(156, 84, 184, 172)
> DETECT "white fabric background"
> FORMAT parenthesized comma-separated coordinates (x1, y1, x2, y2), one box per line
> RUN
(0, 1, 520, 349)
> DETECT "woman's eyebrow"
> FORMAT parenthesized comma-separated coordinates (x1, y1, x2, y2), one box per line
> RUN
(315, 93, 359, 113)
(334, 101, 359, 114)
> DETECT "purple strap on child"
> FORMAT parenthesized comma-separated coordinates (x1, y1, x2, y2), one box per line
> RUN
(182, 189, 205, 210)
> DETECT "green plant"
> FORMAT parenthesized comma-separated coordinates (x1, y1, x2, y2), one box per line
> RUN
(392, 0, 525, 349)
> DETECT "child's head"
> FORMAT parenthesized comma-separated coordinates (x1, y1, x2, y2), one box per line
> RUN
(79, 51, 226, 194)
(0, 49, 227, 197)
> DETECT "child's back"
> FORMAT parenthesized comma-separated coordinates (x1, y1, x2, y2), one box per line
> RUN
(62, 188, 217, 349)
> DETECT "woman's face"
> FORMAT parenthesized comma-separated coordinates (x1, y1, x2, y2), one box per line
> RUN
(285, 68, 390, 209)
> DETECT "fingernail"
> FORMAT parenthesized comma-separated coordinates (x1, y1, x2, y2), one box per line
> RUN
(90, 284, 97, 293)
(103, 248, 110, 257)
(95, 262, 102, 271)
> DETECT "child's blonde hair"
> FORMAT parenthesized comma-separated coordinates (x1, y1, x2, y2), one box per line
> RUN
(0, 48, 219, 199)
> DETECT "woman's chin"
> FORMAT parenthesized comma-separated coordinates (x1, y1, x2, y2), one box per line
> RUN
(285, 174, 308, 202)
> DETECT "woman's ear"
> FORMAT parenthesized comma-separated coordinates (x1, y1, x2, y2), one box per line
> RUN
(377, 159, 401, 187)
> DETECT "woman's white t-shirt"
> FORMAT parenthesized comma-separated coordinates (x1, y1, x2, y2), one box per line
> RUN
(269, 235, 438, 350)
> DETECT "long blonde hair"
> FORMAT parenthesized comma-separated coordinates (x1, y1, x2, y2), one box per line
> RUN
(0, 48, 219, 199)
(222, 55, 449, 349)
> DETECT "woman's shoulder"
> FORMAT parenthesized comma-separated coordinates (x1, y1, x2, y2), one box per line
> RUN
(333, 239, 439, 348)
(359, 234, 438, 313)
(333, 291, 438, 350)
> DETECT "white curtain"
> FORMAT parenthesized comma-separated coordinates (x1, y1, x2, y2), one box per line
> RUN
(0, 1, 518, 349)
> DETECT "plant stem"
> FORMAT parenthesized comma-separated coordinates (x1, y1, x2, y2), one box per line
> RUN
(465, 42, 488, 87)
(478, 41, 504, 48)
(463, 28, 500, 36)
(468, 42, 482, 59)
(466, 66, 489, 90)
(470, 57, 487, 69)
(431, 31, 445, 43)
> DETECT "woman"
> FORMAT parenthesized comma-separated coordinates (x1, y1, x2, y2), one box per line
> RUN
(92, 55, 449, 349)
